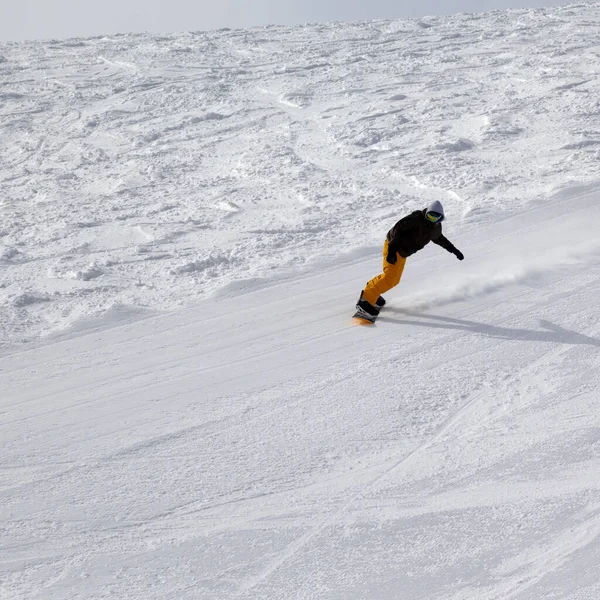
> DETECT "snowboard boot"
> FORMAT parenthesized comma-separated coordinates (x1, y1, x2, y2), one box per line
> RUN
(375, 295, 386, 309)
(356, 291, 380, 317)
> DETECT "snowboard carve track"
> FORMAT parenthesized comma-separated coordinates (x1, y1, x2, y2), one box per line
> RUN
(477, 509, 600, 600)
(236, 387, 488, 596)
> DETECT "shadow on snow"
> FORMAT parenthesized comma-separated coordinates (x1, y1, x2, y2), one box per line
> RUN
(379, 309, 600, 348)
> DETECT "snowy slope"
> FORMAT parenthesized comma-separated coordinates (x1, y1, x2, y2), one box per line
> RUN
(2, 3, 600, 600)
(2, 3, 600, 347)
(2, 185, 600, 600)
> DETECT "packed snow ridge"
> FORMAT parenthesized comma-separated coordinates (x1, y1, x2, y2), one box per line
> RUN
(1, 3, 600, 347)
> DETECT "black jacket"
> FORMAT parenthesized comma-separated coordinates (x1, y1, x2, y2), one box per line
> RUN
(386, 210, 458, 258)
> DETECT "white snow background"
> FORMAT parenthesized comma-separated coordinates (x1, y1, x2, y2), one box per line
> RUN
(1, 3, 600, 599)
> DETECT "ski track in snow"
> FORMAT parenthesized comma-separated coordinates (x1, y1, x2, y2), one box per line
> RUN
(2, 4, 600, 600)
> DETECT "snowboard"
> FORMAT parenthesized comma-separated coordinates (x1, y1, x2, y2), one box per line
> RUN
(352, 307, 377, 324)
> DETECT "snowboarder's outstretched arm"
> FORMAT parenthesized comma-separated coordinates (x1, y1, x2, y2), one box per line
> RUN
(433, 233, 464, 260)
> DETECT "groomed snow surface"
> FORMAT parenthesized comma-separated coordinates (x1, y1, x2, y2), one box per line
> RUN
(2, 3, 600, 599)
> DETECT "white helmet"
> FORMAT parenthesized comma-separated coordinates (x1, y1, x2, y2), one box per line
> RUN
(425, 200, 445, 223)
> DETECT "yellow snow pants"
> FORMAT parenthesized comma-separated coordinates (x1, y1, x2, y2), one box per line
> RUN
(362, 240, 406, 306)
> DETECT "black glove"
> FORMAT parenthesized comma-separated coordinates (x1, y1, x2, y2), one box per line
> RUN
(453, 248, 464, 261)
(386, 244, 398, 264)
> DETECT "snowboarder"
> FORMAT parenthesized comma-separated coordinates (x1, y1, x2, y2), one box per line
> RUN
(354, 200, 464, 322)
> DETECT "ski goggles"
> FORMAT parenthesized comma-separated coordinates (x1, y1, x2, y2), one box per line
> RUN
(425, 211, 444, 223)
